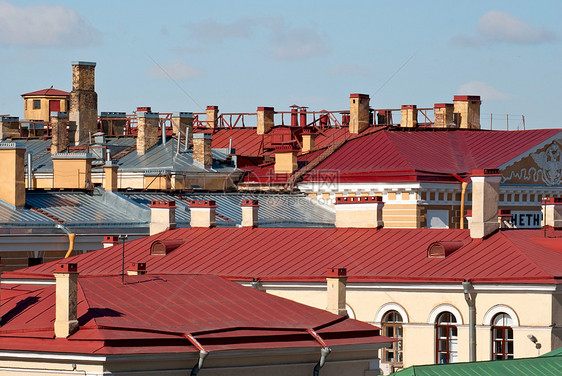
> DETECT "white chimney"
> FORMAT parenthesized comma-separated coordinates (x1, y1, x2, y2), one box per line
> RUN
(469, 169, 501, 239)
(54, 263, 79, 338)
(542, 197, 562, 228)
(149, 200, 177, 235)
(189, 200, 217, 228)
(335, 196, 384, 228)
(241, 199, 259, 228)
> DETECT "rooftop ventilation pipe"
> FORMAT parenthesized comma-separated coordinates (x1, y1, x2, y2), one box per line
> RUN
(326, 267, 347, 315)
(149, 200, 177, 235)
(26, 151, 33, 189)
(462, 280, 476, 362)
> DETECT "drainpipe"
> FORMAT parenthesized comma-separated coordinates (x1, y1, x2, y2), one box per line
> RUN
(307, 329, 331, 376)
(57, 224, 76, 259)
(462, 280, 476, 362)
(184, 333, 209, 376)
(452, 174, 469, 229)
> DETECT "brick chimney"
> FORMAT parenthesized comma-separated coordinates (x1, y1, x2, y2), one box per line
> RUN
(69, 61, 98, 145)
(100, 112, 126, 136)
(50, 111, 69, 155)
(52, 152, 94, 189)
(453, 95, 481, 129)
(172, 112, 193, 147)
(102, 235, 119, 248)
(326, 267, 347, 316)
(54, 263, 79, 338)
(103, 161, 119, 191)
(0, 116, 20, 140)
(206, 106, 219, 128)
(349, 94, 370, 134)
(189, 200, 217, 228)
(401, 105, 418, 128)
(434, 103, 454, 128)
(274, 144, 298, 174)
(542, 197, 562, 228)
(335, 196, 384, 228)
(0, 143, 25, 207)
(127, 262, 147, 276)
(193, 133, 213, 169)
(257, 107, 275, 135)
(301, 127, 317, 154)
(136, 110, 159, 155)
(241, 199, 259, 228)
(469, 169, 501, 238)
(149, 200, 177, 235)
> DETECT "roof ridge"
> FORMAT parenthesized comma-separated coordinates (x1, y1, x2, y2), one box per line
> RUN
(499, 231, 553, 278)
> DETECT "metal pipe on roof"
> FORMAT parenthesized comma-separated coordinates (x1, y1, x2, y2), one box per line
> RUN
(313, 347, 331, 376)
(460, 182, 468, 229)
(162, 120, 167, 145)
(26, 152, 33, 189)
(462, 280, 476, 362)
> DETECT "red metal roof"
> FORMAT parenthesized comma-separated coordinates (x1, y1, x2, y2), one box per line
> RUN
(301, 129, 562, 183)
(0, 274, 390, 355)
(21, 88, 70, 97)
(9, 228, 562, 284)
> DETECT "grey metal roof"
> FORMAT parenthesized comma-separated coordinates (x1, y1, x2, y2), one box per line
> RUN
(0, 200, 54, 227)
(122, 192, 335, 227)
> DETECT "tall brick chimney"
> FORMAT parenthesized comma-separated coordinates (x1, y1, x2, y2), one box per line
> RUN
(50, 111, 69, 155)
(349, 94, 370, 134)
(241, 199, 259, 228)
(401, 105, 418, 128)
(257, 107, 274, 135)
(69, 61, 97, 145)
(326, 267, 347, 316)
(193, 133, 213, 169)
(149, 200, 177, 235)
(206, 106, 219, 128)
(0, 143, 26, 207)
(434, 103, 454, 128)
(189, 200, 217, 228)
(453, 95, 481, 129)
(172, 112, 193, 147)
(469, 169, 501, 238)
(136, 110, 160, 155)
(335, 196, 384, 228)
(54, 263, 79, 338)
(542, 197, 562, 228)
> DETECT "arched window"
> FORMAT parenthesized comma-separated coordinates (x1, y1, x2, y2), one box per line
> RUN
(435, 312, 458, 364)
(492, 313, 514, 360)
(381, 310, 403, 365)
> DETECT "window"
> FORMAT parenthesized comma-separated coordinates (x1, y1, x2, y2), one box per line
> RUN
(28, 257, 43, 266)
(382, 310, 403, 365)
(492, 313, 514, 360)
(33, 99, 41, 109)
(435, 312, 458, 364)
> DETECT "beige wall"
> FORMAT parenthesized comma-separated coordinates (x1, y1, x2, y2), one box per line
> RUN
(261, 283, 559, 368)
(23, 96, 68, 122)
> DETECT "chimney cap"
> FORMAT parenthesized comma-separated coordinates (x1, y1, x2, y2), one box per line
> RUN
(128, 262, 146, 272)
(274, 143, 299, 152)
(327, 267, 347, 277)
(434, 103, 453, 108)
(336, 196, 383, 204)
(241, 199, 259, 207)
(471, 168, 501, 176)
(100, 112, 126, 118)
(172, 112, 193, 118)
(350, 93, 369, 99)
(543, 197, 562, 205)
(454, 95, 481, 102)
(1, 116, 19, 122)
(206, 105, 219, 110)
(193, 132, 212, 140)
(302, 127, 318, 135)
(0, 142, 25, 150)
(50, 111, 68, 118)
(150, 200, 177, 209)
(257, 106, 274, 111)
(498, 209, 513, 217)
(55, 263, 78, 274)
(72, 61, 96, 67)
(189, 200, 217, 208)
(103, 235, 119, 244)
(52, 152, 94, 160)
(401, 105, 417, 109)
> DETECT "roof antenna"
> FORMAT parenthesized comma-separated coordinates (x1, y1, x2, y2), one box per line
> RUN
(119, 234, 128, 284)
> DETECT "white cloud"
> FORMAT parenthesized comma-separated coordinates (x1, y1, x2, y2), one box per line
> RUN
(0, 1, 99, 47)
(149, 60, 203, 80)
(451, 10, 556, 47)
(266, 21, 330, 60)
(458, 81, 508, 100)
(478, 11, 556, 45)
(185, 18, 255, 43)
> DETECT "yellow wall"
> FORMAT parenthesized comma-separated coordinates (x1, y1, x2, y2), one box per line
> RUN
(23, 96, 68, 122)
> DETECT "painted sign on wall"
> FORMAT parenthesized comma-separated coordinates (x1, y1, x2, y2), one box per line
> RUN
(511, 211, 542, 228)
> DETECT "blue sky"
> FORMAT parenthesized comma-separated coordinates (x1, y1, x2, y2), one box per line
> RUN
(1, 0, 561, 129)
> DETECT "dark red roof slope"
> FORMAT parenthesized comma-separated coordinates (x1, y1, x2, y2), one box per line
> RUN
(21, 88, 70, 97)
(9, 228, 562, 284)
(0, 274, 390, 354)
(301, 129, 561, 183)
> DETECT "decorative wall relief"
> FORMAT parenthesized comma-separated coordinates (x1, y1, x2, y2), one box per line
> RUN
(503, 141, 562, 186)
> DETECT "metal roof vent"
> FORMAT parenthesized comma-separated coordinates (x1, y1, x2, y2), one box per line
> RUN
(427, 241, 464, 258)
(150, 239, 184, 255)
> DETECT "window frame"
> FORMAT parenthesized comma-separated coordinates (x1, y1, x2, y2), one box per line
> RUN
(33, 99, 41, 110)
(491, 313, 514, 360)
(381, 310, 403, 365)
(435, 311, 458, 364)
